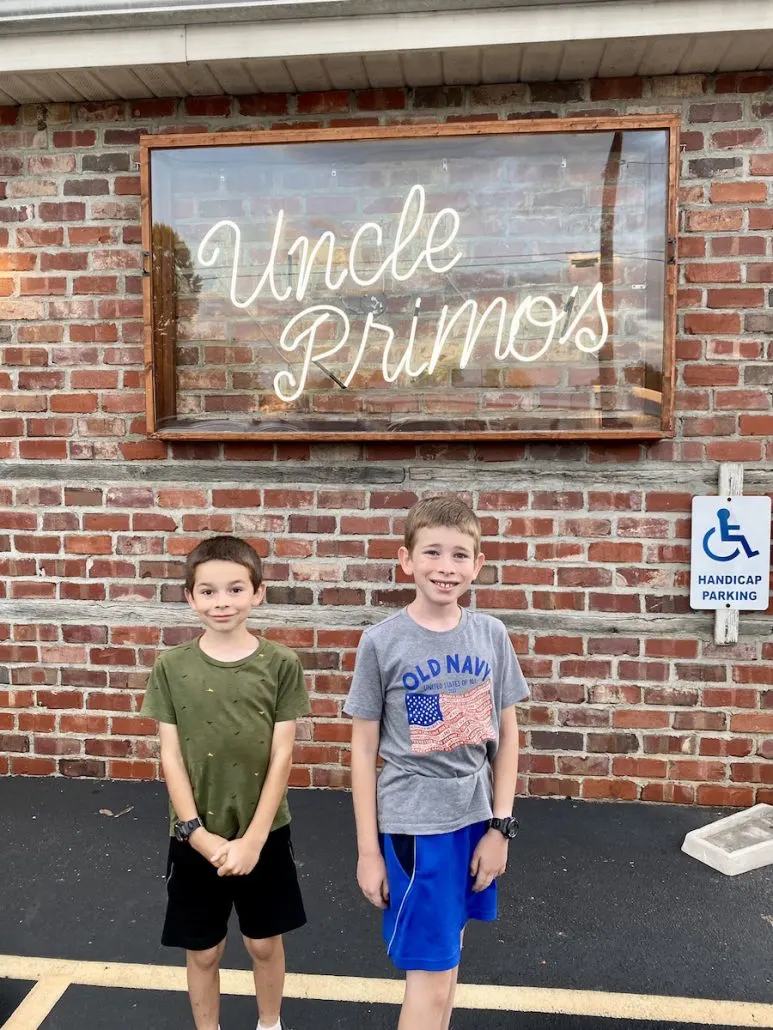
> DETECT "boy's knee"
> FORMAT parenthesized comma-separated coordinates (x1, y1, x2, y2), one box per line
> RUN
(187, 940, 225, 971)
(407, 969, 455, 1012)
(243, 933, 281, 963)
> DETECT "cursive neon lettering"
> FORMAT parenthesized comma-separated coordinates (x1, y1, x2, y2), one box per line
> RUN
(199, 183, 611, 399)
(348, 221, 385, 287)
(287, 230, 347, 301)
(273, 305, 350, 402)
(383, 300, 427, 382)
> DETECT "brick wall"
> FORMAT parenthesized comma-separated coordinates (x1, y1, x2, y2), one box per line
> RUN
(0, 73, 772, 805)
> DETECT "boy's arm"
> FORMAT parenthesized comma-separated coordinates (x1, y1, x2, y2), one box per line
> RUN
(158, 722, 228, 861)
(351, 717, 389, 908)
(491, 703, 520, 818)
(470, 704, 520, 892)
(211, 719, 296, 877)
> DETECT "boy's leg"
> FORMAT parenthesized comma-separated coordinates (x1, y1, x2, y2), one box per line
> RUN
(162, 839, 232, 1030)
(243, 933, 285, 1029)
(438, 931, 464, 1030)
(399, 968, 458, 1030)
(233, 825, 306, 1028)
(186, 939, 226, 1030)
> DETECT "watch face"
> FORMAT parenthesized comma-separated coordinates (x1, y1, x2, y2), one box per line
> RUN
(505, 818, 519, 839)
(174, 821, 186, 842)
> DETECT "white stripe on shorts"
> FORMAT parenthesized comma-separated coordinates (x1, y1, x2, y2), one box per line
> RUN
(386, 836, 417, 959)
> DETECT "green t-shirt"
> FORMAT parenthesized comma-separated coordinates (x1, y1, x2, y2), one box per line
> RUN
(141, 636, 310, 839)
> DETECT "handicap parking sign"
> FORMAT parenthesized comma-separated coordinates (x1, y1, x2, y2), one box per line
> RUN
(690, 496, 771, 611)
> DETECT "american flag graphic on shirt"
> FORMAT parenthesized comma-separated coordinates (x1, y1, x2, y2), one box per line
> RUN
(405, 680, 494, 754)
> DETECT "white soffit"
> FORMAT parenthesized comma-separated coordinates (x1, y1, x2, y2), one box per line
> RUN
(0, 0, 773, 103)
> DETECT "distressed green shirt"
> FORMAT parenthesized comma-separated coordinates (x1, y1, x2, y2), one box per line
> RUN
(141, 637, 310, 839)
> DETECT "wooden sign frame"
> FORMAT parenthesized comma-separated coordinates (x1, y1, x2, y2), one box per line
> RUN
(141, 116, 680, 442)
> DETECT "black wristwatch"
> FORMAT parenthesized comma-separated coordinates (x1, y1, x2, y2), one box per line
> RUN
(488, 816, 519, 840)
(174, 816, 204, 842)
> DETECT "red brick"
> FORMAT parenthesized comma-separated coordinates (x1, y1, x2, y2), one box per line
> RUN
(710, 181, 767, 203)
(108, 760, 156, 779)
(739, 415, 773, 437)
(184, 96, 232, 117)
(612, 757, 667, 778)
(297, 91, 350, 114)
(476, 589, 527, 610)
(237, 94, 289, 117)
(355, 89, 407, 111)
(715, 73, 773, 93)
(111, 716, 157, 735)
(669, 760, 725, 781)
(87, 692, 133, 712)
(90, 647, 135, 665)
(689, 102, 742, 123)
(684, 263, 741, 284)
(478, 491, 529, 510)
(212, 489, 262, 508)
(682, 364, 739, 386)
(37, 690, 84, 709)
(706, 441, 763, 461)
(60, 758, 106, 777)
(685, 209, 743, 232)
(696, 785, 755, 807)
(106, 487, 154, 507)
(711, 129, 764, 148)
(683, 312, 741, 335)
(51, 130, 97, 147)
(582, 778, 638, 800)
(589, 77, 643, 100)
(708, 289, 765, 309)
(750, 154, 773, 175)
(63, 535, 112, 555)
(10, 755, 56, 775)
(711, 236, 766, 257)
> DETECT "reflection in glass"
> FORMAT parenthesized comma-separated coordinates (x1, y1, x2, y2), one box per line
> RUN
(148, 127, 672, 437)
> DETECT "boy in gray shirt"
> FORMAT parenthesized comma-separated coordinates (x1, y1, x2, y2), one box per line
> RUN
(344, 494, 529, 1030)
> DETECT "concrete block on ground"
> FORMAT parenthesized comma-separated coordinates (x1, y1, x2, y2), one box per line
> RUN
(682, 803, 773, 876)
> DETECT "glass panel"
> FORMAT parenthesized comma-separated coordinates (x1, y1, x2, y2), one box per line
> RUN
(148, 126, 672, 437)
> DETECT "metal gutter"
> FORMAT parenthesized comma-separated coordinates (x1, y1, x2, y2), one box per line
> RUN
(0, 0, 620, 32)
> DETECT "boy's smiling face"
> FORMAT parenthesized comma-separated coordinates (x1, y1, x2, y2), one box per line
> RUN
(399, 525, 484, 612)
(185, 558, 264, 635)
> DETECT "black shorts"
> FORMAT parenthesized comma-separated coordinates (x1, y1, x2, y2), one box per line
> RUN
(161, 823, 306, 951)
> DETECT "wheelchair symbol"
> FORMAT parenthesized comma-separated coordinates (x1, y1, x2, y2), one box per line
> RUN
(702, 507, 760, 562)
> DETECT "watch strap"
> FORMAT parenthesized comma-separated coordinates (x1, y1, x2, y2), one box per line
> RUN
(175, 816, 204, 841)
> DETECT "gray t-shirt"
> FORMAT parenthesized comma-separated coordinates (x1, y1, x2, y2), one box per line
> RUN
(344, 608, 529, 835)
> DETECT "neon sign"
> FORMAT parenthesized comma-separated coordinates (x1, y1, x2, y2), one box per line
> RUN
(198, 184, 608, 403)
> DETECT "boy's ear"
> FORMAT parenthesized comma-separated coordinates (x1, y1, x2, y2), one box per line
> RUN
(184, 588, 196, 611)
(473, 551, 485, 579)
(397, 545, 412, 573)
(251, 583, 267, 607)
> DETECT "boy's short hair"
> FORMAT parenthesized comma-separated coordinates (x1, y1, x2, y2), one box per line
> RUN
(403, 494, 482, 555)
(184, 535, 263, 593)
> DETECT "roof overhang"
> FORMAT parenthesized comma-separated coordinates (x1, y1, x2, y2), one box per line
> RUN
(1, 0, 772, 104)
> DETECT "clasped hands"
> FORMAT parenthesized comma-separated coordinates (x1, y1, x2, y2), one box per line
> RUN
(190, 828, 263, 877)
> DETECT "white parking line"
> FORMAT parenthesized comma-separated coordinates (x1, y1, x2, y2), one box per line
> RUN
(1, 975, 70, 1030)
(1, 954, 773, 1028)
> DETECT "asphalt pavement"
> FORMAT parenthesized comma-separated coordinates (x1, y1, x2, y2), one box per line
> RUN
(1, 778, 771, 1029)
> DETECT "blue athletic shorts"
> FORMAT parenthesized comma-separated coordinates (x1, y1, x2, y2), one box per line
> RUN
(381, 820, 498, 971)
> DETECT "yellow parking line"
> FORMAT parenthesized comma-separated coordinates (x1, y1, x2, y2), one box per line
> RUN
(1, 954, 773, 1028)
(1, 975, 70, 1030)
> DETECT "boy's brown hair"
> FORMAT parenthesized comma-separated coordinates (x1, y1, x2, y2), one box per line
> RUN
(184, 535, 263, 593)
(403, 494, 482, 555)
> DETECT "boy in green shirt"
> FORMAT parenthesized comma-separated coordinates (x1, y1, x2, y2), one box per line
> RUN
(142, 536, 310, 1030)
